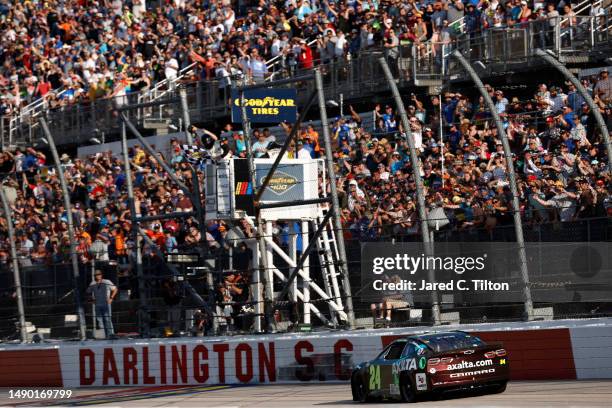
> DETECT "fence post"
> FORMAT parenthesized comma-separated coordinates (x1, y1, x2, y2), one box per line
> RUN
(451, 50, 534, 321)
(239, 83, 274, 333)
(0, 184, 27, 342)
(39, 118, 87, 340)
(314, 68, 356, 329)
(378, 57, 441, 325)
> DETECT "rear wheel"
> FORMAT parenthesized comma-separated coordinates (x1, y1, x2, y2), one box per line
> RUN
(490, 381, 508, 394)
(352, 375, 368, 402)
(400, 376, 416, 403)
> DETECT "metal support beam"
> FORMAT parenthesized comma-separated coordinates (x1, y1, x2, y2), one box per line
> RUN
(179, 86, 208, 253)
(179, 88, 193, 145)
(115, 98, 181, 111)
(236, 74, 314, 92)
(278, 210, 333, 301)
(122, 122, 149, 337)
(0, 183, 27, 342)
(255, 91, 318, 202)
(378, 57, 441, 325)
(534, 49, 612, 167)
(452, 50, 534, 321)
(135, 211, 195, 223)
(39, 118, 87, 340)
(257, 197, 331, 210)
(239, 85, 274, 332)
(314, 69, 355, 328)
(119, 112, 191, 195)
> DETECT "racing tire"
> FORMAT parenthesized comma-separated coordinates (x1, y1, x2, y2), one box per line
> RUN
(351, 375, 369, 403)
(400, 375, 417, 403)
(490, 381, 508, 394)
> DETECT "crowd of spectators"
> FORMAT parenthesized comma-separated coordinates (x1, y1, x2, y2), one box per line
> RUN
(0, 0, 609, 332)
(0, 70, 609, 270)
(0, 0, 605, 117)
(0, 66, 610, 333)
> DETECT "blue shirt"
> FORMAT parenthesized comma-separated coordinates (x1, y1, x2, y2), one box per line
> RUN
(443, 100, 457, 124)
(567, 91, 585, 113)
(22, 154, 38, 171)
(563, 112, 575, 129)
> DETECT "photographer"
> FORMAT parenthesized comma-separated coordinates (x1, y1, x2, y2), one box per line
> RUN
(189, 125, 218, 151)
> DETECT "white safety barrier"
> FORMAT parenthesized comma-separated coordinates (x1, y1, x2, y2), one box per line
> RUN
(1, 318, 612, 387)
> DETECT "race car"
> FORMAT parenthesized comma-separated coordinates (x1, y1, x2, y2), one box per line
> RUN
(351, 331, 509, 402)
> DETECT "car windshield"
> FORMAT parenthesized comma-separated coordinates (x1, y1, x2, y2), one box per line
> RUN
(417, 332, 485, 353)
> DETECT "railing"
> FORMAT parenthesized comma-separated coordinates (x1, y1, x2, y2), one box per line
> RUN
(2, 10, 611, 148)
(266, 38, 319, 82)
(1, 88, 67, 150)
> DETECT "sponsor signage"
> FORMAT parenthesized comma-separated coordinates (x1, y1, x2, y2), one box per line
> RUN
(255, 163, 305, 203)
(0, 325, 588, 387)
(231, 89, 297, 124)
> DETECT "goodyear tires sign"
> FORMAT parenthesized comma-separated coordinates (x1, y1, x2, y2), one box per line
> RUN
(255, 162, 304, 202)
(231, 89, 297, 124)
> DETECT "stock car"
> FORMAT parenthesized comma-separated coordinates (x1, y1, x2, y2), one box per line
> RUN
(351, 331, 509, 402)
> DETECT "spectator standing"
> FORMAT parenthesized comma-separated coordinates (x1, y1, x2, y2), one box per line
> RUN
(86, 270, 118, 339)
(594, 70, 612, 104)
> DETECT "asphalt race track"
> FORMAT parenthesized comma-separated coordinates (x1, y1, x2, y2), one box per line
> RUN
(1, 381, 611, 407)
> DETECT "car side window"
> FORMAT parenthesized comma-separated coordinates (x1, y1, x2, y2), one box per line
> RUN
(384, 341, 406, 360)
(375, 344, 393, 360)
(401, 342, 418, 358)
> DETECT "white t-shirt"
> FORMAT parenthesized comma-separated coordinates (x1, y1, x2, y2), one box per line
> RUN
(335, 35, 347, 57)
(165, 58, 179, 80)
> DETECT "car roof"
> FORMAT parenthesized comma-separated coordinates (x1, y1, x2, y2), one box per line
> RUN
(389, 331, 475, 346)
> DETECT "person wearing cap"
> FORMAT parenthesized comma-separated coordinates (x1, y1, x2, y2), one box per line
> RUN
(464, 3, 482, 35)
(532, 179, 578, 222)
(566, 82, 585, 113)
(298, 39, 314, 69)
(87, 270, 118, 339)
(296, 140, 311, 159)
(594, 69, 612, 104)
(494, 89, 508, 114)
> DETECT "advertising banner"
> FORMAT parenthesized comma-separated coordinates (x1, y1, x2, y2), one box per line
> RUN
(231, 89, 297, 124)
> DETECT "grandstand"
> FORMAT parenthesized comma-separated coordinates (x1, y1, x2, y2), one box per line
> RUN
(0, 0, 611, 343)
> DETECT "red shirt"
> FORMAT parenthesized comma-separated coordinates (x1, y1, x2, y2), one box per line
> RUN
(298, 46, 313, 69)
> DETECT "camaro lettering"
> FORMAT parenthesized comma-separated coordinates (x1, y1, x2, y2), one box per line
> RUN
(446, 359, 493, 371)
(391, 358, 416, 375)
(449, 368, 495, 378)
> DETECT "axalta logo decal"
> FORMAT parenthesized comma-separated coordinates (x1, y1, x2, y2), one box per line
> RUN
(449, 368, 496, 378)
(447, 359, 493, 371)
(261, 172, 298, 195)
(391, 358, 417, 375)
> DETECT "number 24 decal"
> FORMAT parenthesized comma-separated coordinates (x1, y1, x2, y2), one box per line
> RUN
(369, 365, 381, 391)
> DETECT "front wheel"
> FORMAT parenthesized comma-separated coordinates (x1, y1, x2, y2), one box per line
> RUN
(352, 375, 368, 402)
(400, 376, 416, 403)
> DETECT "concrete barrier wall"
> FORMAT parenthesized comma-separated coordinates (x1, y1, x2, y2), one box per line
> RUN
(1, 318, 611, 387)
